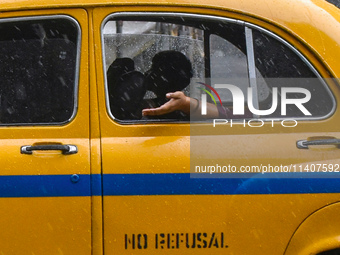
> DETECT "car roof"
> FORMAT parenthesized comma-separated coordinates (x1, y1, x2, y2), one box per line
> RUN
(1, 0, 340, 77)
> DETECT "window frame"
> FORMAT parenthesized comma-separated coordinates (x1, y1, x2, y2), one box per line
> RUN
(0, 14, 81, 126)
(101, 12, 336, 124)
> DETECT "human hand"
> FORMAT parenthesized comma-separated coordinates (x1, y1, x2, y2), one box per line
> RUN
(142, 91, 190, 116)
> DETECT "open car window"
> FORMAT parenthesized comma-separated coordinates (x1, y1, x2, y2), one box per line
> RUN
(102, 14, 335, 122)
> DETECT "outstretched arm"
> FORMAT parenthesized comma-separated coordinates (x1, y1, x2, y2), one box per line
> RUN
(142, 91, 220, 118)
(142, 91, 190, 116)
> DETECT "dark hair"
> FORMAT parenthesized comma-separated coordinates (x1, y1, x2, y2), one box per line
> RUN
(107, 57, 135, 92)
(145, 51, 193, 99)
(107, 58, 146, 119)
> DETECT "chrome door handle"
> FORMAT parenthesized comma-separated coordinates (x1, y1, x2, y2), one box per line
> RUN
(296, 139, 340, 149)
(21, 144, 78, 155)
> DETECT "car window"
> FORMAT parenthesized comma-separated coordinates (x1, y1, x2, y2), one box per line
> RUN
(103, 19, 206, 121)
(251, 28, 334, 119)
(209, 25, 334, 120)
(102, 14, 335, 122)
(103, 16, 247, 121)
(0, 16, 79, 125)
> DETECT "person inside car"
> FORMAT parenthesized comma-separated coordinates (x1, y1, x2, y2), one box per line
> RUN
(142, 50, 231, 119)
(142, 50, 194, 119)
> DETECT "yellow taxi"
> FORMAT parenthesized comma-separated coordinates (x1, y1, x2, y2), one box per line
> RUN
(0, 0, 340, 254)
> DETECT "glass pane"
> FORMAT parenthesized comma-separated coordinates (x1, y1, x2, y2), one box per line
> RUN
(210, 34, 249, 103)
(0, 17, 78, 124)
(253, 29, 334, 119)
(103, 20, 204, 120)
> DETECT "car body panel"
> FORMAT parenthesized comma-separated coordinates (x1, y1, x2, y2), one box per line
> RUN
(0, 0, 339, 254)
(0, 8, 92, 255)
(285, 202, 340, 255)
(92, 4, 340, 255)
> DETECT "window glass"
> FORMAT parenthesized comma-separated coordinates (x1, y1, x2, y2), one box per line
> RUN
(252, 29, 334, 119)
(0, 17, 79, 124)
(103, 15, 334, 122)
(103, 18, 247, 121)
(210, 34, 250, 103)
(104, 20, 205, 120)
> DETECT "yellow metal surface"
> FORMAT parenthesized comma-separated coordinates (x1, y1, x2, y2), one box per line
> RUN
(89, 7, 104, 255)
(92, 3, 340, 255)
(0, 8, 92, 255)
(90, 3, 340, 255)
(0, 0, 339, 254)
(0, 197, 91, 255)
(103, 194, 340, 254)
(285, 202, 340, 255)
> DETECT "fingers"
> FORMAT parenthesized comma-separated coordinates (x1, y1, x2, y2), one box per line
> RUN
(143, 91, 185, 116)
(142, 108, 157, 116)
(166, 91, 184, 99)
(142, 107, 168, 116)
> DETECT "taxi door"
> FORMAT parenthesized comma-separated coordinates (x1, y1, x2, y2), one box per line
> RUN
(0, 9, 91, 255)
(94, 5, 340, 255)
(93, 7, 191, 255)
